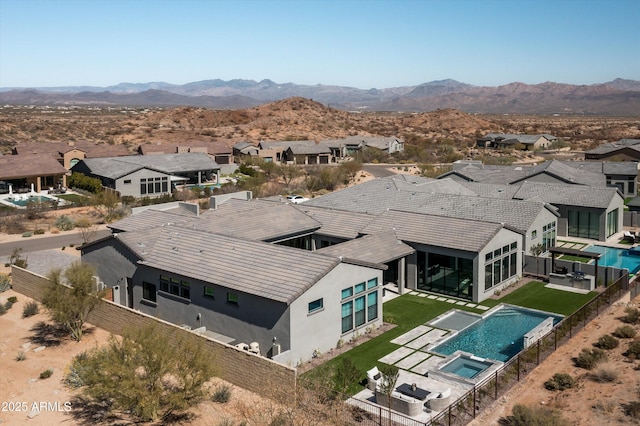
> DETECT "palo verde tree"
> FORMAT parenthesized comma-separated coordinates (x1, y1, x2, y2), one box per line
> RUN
(43, 261, 102, 341)
(74, 325, 216, 422)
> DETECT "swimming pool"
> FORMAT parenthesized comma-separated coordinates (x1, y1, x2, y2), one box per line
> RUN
(4, 195, 58, 207)
(430, 305, 563, 362)
(584, 245, 640, 274)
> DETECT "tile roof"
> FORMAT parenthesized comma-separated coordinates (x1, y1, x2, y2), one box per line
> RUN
(316, 231, 415, 264)
(512, 181, 620, 208)
(74, 152, 219, 179)
(294, 205, 375, 239)
(361, 211, 505, 252)
(287, 144, 331, 154)
(117, 227, 341, 304)
(562, 161, 638, 176)
(0, 153, 68, 179)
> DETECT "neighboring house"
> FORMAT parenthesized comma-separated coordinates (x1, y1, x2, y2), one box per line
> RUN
(585, 139, 640, 161)
(12, 140, 130, 170)
(257, 140, 329, 163)
(321, 138, 366, 160)
(284, 144, 332, 164)
(81, 212, 384, 366)
(562, 161, 638, 198)
(476, 133, 556, 151)
(0, 153, 68, 193)
(71, 152, 219, 198)
(232, 141, 259, 160)
(345, 136, 404, 154)
(440, 160, 606, 187)
(137, 140, 233, 165)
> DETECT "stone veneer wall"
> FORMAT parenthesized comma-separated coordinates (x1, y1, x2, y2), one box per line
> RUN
(10, 266, 297, 399)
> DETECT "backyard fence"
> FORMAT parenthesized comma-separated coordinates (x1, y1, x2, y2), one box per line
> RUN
(315, 273, 637, 426)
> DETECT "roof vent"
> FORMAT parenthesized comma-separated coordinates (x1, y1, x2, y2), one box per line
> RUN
(172, 247, 178, 251)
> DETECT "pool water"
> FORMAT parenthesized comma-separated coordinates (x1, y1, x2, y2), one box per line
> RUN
(431, 305, 562, 362)
(439, 355, 494, 379)
(6, 195, 56, 207)
(584, 245, 640, 274)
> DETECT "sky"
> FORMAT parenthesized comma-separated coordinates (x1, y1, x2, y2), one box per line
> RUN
(0, 0, 639, 89)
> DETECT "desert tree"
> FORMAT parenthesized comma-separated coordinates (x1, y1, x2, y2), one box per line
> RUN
(74, 217, 98, 244)
(8, 247, 28, 268)
(378, 364, 399, 425)
(338, 160, 363, 183)
(43, 261, 102, 341)
(90, 189, 120, 221)
(279, 163, 303, 186)
(73, 325, 216, 422)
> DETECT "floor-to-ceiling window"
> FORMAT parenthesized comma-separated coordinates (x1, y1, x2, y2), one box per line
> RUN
(607, 209, 618, 238)
(417, 252, 474, 300)
(542, 221, 556, 251)
(484, 242, 518, 291)
(568, 210, 600, 240)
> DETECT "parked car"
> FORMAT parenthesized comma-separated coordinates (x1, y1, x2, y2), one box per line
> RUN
(286, 195, 309, 204)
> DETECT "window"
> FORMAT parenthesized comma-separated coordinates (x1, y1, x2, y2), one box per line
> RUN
(140, 177, 169, 195)
(568, 210, 600, 240)
(341, 301, 353, 333)
(340, 279, 379, 334)
(124, 179, 131, 184)
(159, 275, 191, 300)
(484, 241, 518, 290)
(542, 221, 556, 251)
(204, 286, 214, 298)
(142, 282, 156, 303)
(227, 292, 238, 305)
(308, 298, 323, 313)
(607, 209, 618, 238)
(531, 230, 538, 239)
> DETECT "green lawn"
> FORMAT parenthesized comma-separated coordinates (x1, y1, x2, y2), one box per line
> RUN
(56, 193, 89, 205)
(303, 281, 597, 394)
(482, 280, 597, 316)
(558, 255, 592, 263)
(301, 295, 483, 392)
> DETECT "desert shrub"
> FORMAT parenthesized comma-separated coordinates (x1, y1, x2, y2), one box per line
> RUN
(54, 215, 74, 231)
(544, 373, 575, 391)
(0, 303, 6, 315)
(15, 351, 26, 361)
(595, 334, 619, 350)
(22, 301, 39, 318)
(21, 232, 32, 238)
(64, 352, 90, 389)
(4, 301, 13, 311)
(623, 307, 640, 324)
(623, 401, 640, 419)
(33, 228, 45, 235)
(626, 341, 640, 359)
(7, 296, 17, 304)
(613, 325, 637, 338)
(332, 358, 361, 394)
(8, 248, 27, 268)
(499, 404, 569, 426)
(212, 384, 232, 403)
(575, 348, 608, 370)
(39, 369, 53, 379)
(593, 400, 616, 413)
(590, 363, 618, 382)
(0, 274, 10, 292)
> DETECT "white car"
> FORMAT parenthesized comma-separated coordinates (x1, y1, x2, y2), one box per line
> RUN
(286, 195, 309, 204)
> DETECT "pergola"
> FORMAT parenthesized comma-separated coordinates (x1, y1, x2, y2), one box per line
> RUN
(548, 246, 601, 286)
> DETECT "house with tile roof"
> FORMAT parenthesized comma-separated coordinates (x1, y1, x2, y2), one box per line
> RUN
(137, 140, 233, 165)
(12, 140, 131, 170)
(0, 153, 69, 193)
(81, 215, 384, 366)
(476, 133, 556, 151)
(585, 139, 640, 161)
(71, 152, 219, 198)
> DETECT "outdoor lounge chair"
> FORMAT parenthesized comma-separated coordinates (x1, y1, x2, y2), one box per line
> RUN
(623, 231, 636, 243)
(366, 366, 382, 391)
(427, 387, 451, 411)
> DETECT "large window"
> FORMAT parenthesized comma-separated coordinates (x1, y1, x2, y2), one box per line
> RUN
(568, 210, 600, 240)
(485, 242, 518, 291)
(341, 278, 379, 334)
(607, 209, 618, 238)
(140, 177, 168, 195)
(542, 222, 556, 251)
(418, 252, 474, 300)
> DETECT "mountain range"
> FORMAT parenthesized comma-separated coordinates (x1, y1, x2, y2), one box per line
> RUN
(1, 78, 639, 116)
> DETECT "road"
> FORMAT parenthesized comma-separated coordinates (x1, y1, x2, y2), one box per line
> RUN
(0, 229, 111, 256)
(363, 163, 415, 178)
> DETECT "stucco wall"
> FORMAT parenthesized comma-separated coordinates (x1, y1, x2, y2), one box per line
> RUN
(287, 262, 383, 366)
(10, 266, 297, 399)
(115, 168, 173, 198)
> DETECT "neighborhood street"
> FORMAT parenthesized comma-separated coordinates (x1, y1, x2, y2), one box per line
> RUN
(0, 228, 110, 257)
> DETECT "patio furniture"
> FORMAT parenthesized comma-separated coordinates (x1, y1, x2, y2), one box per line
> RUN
(396, 383, 430, 401)
(624, 231, 636, 243)
(366, 366, 382, 391)
(374, 389, 424, 417)
(426, 387, 451, 411)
